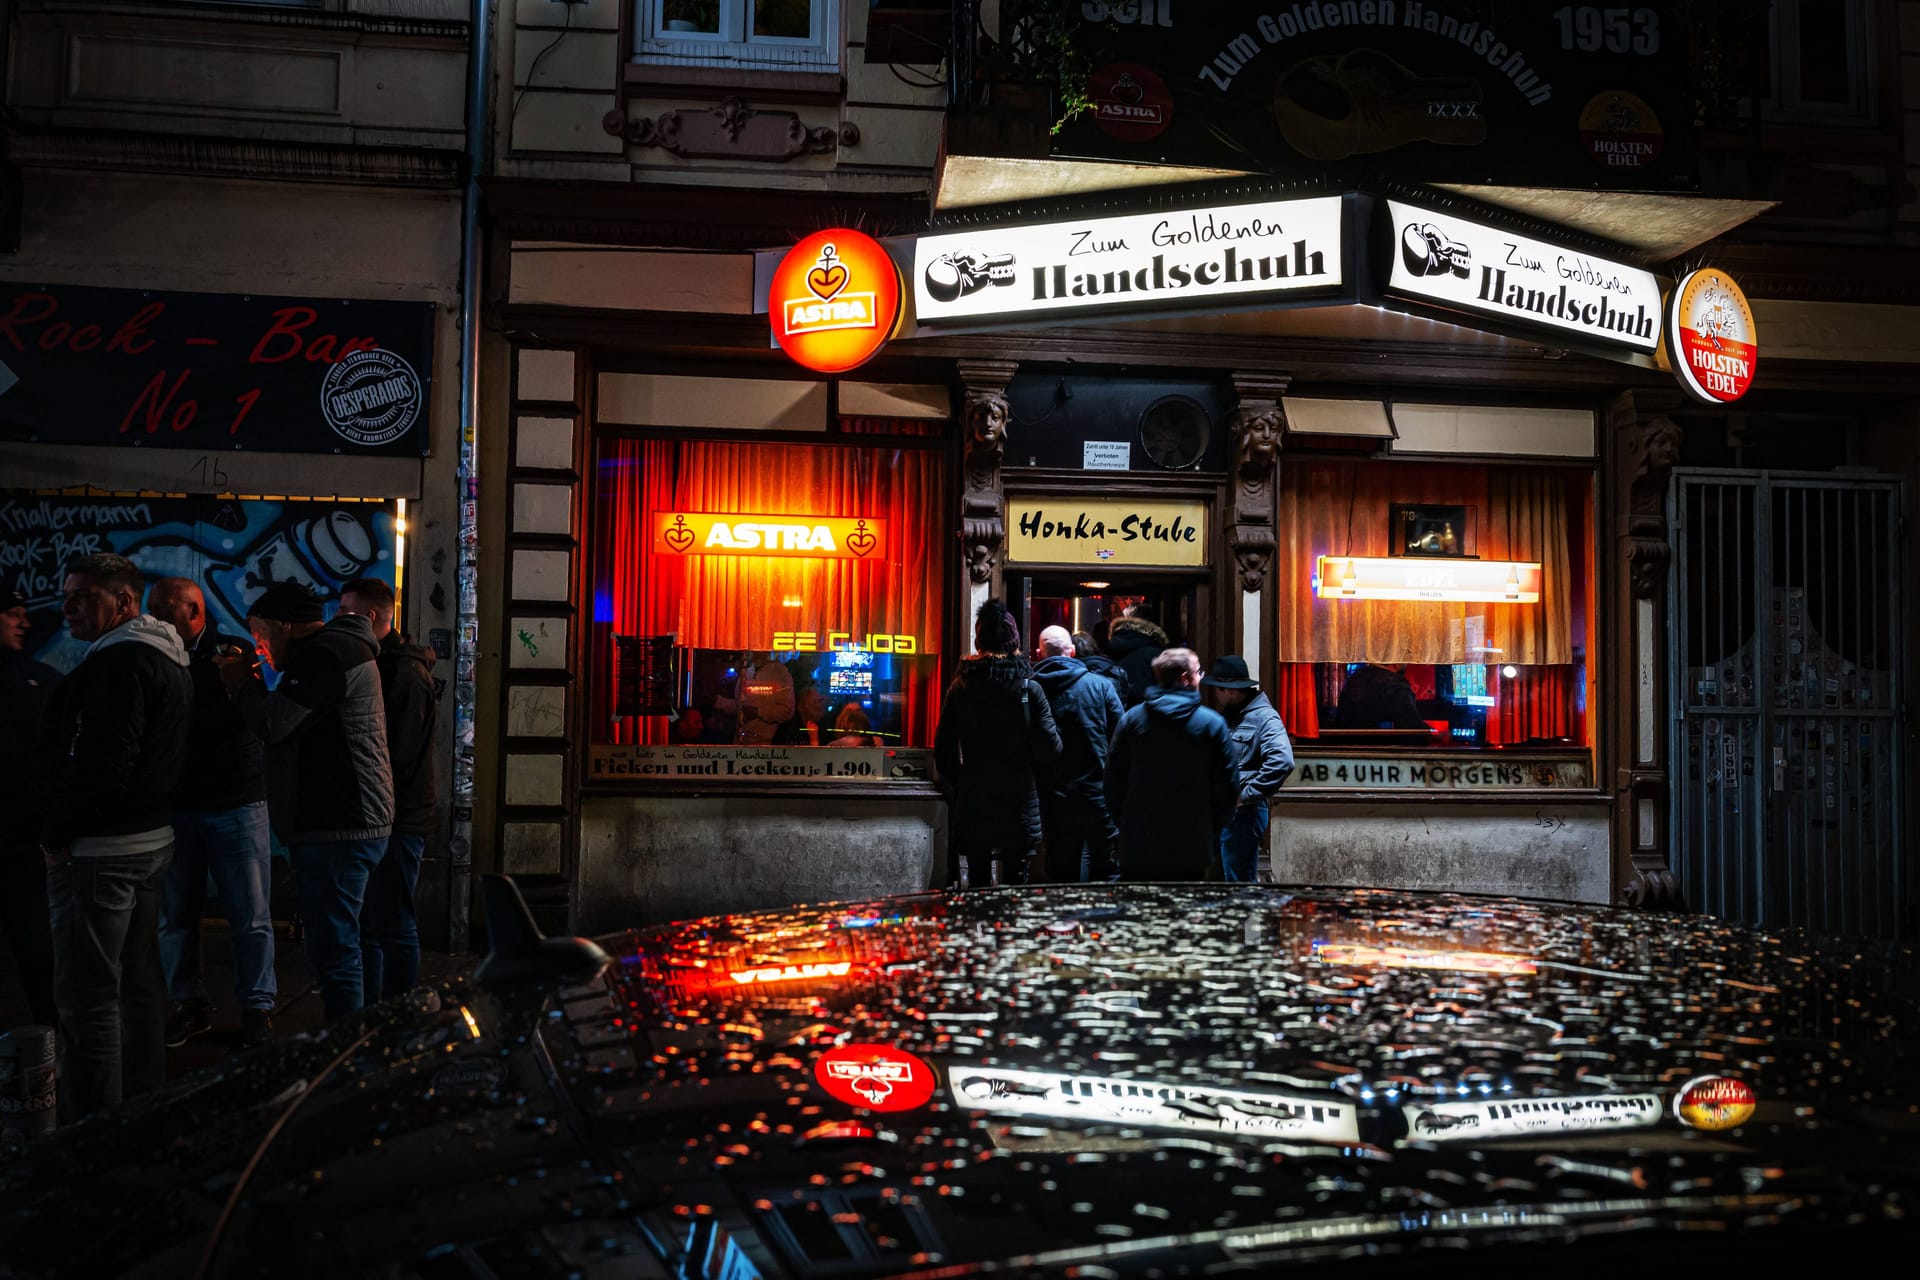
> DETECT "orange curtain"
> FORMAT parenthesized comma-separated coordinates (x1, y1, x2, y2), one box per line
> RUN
(591, 436, 945, 746)
(1273, 664, 1320, 740)
(1276, 460, 1574, 665)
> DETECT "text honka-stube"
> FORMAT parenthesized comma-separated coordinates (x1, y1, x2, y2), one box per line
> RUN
(1018, 509, 1199, 542)
(1029, 242, 1327, 301)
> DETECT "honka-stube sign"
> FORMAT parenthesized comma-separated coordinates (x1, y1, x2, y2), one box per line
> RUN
(912, 197, 1345, 325)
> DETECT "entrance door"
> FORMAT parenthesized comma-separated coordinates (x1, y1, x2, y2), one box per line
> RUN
(1019, 575, 1204, 670)
(1672, 472, 1906, 938)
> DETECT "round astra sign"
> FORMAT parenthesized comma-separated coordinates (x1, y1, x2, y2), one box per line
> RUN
(1668, 268, 1757, 405)
(813, 1044, 937, 1113)
(1672, 1075, 1757, 1131)
(770, 228, 903, 374)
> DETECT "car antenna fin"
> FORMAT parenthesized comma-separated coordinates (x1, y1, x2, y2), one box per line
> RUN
(474, 873, 611, 989)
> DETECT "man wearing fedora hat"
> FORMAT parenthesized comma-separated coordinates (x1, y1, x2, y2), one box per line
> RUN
(1200, 655, 1294, 883)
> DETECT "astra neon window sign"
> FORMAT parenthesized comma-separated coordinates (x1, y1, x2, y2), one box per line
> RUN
(654, 512, 886, 560)
(1315, 556, 1541, 604)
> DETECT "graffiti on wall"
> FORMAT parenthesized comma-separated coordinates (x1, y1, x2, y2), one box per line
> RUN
(0, 492, 397, 672)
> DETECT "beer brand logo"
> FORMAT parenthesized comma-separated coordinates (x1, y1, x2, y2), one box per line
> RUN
(814, 1045, 938, 1113)
(771, 228, 901, 373)
(1668, 268, 1756, 405)
(727, 961, 852, 985)
(1580, 91, 1665, 171)
(654, 513, 886, 561)
(1089, 62, 1173, 142)
(1672, 1075, 1757, 1130)
(320, 348, 422, 448)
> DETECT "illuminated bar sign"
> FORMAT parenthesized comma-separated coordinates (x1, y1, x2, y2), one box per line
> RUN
(769, 227, 903, 373)
(1382, 200, 1663, 354)
(1312, 943, 1537, 976)
(912, 196, 1345, 325)
(1315, 555, 1541, 603)
(654, 512, 885, 560)
(1666, 267, 1757, 404)
(1006, 498, 1208, 567)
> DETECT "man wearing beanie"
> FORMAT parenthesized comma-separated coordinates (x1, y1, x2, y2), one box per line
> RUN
(217, 581, 393, 1021)
(41, 555, 192, 1118)
(933, 599, 1061, 887)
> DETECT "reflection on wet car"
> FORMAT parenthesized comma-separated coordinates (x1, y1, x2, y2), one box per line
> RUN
(2, 880, 1915, 1277)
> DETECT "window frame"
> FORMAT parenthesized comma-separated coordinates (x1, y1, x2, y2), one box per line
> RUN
(1763, 0, 1876, 127)
(634, 0, 842, 72)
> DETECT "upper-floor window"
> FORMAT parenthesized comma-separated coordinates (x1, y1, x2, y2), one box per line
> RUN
(635, 0, 841, 72)
(1765, 0, 1875, 125)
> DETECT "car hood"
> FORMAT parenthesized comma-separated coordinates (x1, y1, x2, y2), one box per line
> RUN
(4, 885, 1917, 1277)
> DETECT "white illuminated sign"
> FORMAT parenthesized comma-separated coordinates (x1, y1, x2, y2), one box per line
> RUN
(950, 1067, 1360, 1143)
(1384, 200, 1662, 353)
(1315, 556, 1542, 604)
(1403, 1094, 1662, 1143)
(913, 197, 1345, 325)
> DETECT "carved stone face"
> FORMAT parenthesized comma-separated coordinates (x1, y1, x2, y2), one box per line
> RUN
(966, 392, 1009, 452)
(965, 540, 997, 584)
(1646, 423, 1681, 472)
(1236, 408, 1282, 471)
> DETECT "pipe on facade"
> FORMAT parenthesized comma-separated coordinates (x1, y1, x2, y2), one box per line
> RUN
(449, 0, 493, 953)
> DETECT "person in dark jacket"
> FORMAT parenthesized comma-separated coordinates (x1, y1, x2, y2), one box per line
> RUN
(1105, 648, 1238, 881)
(0, 587, 60, 1028)
(1333, 663, 1429, 731)
(147, 577, 277, 1049)
(340, 577, 437, 1006)
(1072, 629, 1130, 707)
(217, 583, 393, 1021)
(41, 554, 193, 1118)
(933, 599, 1062, 888)
(1201, 655, 1295, 883)
(1032, 626, 1124, 883)
(1105, 611, 1169, 708)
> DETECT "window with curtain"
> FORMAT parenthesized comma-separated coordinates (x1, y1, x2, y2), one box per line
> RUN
(1273, 458, 1595, 753)
(590, 434, 945, 752)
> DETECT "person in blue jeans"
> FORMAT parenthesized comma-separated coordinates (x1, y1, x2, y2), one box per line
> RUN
(340, 577, 437, 1004)
(218, 583, 392, 1022)
(149, 577, 278, 1049)
(1200, 655, 1295, 883)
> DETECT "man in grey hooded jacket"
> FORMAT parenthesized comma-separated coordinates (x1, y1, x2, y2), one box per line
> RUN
(218, 582, 393, 1020)
(1200, 655, 1294, 882)
(41, 554, 192, 1118)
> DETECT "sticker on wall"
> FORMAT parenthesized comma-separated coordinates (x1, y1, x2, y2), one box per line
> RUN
(1664, 268, 1757, 404)
(814, 1045, 938, 1112)
(770, 228, 903, 374)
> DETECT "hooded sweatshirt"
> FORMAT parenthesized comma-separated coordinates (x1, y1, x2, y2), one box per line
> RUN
(1105, 616, 1169, 709)
(934, 653, 1062, 860)
(1104, 684, 1238, 879)
(40, 613, 193, 855)
(377, 630, 439, 836)
(234, 612, 394, 845)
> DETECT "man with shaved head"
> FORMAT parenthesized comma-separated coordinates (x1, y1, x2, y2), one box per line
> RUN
(1031, 625, 1124, 882)
(148, 576, 276, 1050)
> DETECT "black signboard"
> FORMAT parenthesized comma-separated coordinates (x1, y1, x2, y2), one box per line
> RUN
(0, 283, 434, 456)
(1056, 1, 1695, 192)
(614, 634, 678, 718)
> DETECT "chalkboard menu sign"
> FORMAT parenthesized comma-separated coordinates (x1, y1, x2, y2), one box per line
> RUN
(613, 634, 677, 718)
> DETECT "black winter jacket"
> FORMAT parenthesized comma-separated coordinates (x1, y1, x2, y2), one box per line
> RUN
(177, 624, 268, 813)
(934, 654, 1062, 861)
(0, 649, 59, 849)
(1078, 651, 1131, 707)
(39, 615, 193, 851)
(1105, 686, 1238, 880)
(1104, 617, 1168, 709)
(1031, 656, 1123, 824)
(377, 631, 438, 836)
(236, 613, 393, 844)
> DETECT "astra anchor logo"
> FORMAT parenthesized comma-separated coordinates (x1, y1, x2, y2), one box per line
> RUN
(1401, 223, 1471, 279)
(923, 250, 1017, 304)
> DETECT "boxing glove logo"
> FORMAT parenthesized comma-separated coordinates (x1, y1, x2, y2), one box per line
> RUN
(923, 250, 1017, 304)
(1401, 222, 1471, 279)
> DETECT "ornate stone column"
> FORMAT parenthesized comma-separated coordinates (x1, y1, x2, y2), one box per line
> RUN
(1608, 389, 1685, 910)
(1225, 372, 1287, 687)
(957, 358, 1016, 591)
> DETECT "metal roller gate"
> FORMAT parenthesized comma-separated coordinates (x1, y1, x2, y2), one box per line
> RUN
(1672, 471, 1907, 939)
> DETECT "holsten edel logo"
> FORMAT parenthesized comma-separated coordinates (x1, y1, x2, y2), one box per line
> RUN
(320, 348, 422, 448)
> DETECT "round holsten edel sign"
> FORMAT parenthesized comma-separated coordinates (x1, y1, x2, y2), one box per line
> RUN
(1668, 268, 1757, 405)
(770, 228, 903, 374)
(813, 1044, 937, 1113)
